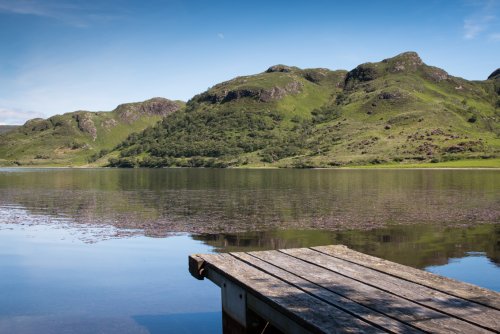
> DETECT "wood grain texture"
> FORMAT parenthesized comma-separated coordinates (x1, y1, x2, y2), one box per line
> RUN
(250, 250, 490, 334)
(282, 248, 500, 332)
(190, 245, 500, 334)
(231, 252, 421, 334)
(312, 245, 500, 310)
(200, 253, 384, 334)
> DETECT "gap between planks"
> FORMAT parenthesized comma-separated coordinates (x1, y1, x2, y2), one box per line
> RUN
(310, 245, 500, 311)
(229, 252, 422, 334)
(274, 248, 499, 332)
(234, 250, 496, 333)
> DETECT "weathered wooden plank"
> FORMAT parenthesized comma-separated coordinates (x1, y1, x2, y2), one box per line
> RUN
(313, 245, 500, 310)
(197, 253, 385, 334)
(250, 250, 492, 334)
(231, 252, 422, 334)
(245, 293, 311, 334)
(283, 248, 500, 332)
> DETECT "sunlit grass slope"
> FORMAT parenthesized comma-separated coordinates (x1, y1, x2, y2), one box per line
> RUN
(0, 98, 184, 166)
(108, 52, 499, 168)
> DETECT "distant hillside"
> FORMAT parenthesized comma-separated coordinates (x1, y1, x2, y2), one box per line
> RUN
(108, 52, 499, 168)
(0, 98, 184, 166)
(0, 125, 19, 135)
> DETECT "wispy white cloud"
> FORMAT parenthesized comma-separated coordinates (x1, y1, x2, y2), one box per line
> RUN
(464, 15, 495, 39)
(0, 107, 43, 125)
(0, 0, 121, 27)
(463, 0, 498, 40)
(0, 0, 50, 16)
(217, 32, 225, 39)
(0, 45, 179, 125)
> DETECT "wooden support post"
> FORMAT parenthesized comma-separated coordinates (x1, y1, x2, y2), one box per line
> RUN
(221, 286, 284, 334)
(221, 278, 247, 333)
(189, 254, 309, 333)
(190, 247, 500, 334)
(222, 309, 246, 334)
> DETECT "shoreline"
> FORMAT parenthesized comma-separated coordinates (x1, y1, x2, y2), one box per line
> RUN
(1, 166, 499, 170)
(1, 157, 499, 170)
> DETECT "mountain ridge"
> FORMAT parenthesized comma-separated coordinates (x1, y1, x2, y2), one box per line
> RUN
(106, 51, 499, 168)
(0, 97, 184, 166)
(1, 51, 498, 168)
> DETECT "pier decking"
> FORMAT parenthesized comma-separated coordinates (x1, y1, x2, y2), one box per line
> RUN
(189, 245, 500, 334)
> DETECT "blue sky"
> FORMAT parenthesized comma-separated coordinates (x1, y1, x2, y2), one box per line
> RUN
(0, 0, 499, 125)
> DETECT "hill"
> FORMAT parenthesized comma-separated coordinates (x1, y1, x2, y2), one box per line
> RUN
(108, 52, 499, 168)
(0, 125, 19, 135)
(0, 98, 184, 166)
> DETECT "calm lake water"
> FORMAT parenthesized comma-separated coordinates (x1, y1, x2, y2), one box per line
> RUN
(0, 168, 499, 333)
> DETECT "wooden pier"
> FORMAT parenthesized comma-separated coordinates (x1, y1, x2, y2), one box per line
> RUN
(189, 245, 500, 334)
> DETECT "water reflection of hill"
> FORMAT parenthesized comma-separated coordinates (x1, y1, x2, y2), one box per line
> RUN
(193, 224, 500, 268)
(0, 168, 498, 266)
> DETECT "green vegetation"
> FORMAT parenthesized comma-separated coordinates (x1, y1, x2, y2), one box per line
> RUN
(1, 52, 499, 168)
(350, 158, 500, 169)
(107, 52, 500, 168)
(0, 98, 184, 166)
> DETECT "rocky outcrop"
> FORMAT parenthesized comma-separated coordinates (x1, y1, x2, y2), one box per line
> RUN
(344, 63, 384, 90)
(116, 98, 181, 122)
(345, 63, 381, 84)
(75, 113, 97, 140)
(488, 68, 500, 80)
(266, 65, 293, 73)
(116, 108, 140, 123)
(259, 81, 302, 102)
(301, 69, 329, 83)
(424, 66, 449, 82)
(415, 142, 439, 156)
(23, 118, 51, 132)
(444, 141, 484, 153)
(102, 119, 117, 130)
(383, 51, 423, 72)
(138, 98, 181, 116)
(197, 81, 303, 104)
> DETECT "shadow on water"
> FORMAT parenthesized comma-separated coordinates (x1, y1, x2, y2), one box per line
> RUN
(133, 312, 221, 334)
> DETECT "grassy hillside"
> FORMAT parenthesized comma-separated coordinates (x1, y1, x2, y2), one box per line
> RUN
(0, 98, 184, 166)
(108, 52, 499, 168)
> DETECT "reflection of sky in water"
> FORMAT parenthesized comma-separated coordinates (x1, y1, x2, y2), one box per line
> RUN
(426, 253, 500, 292)
(1, 223, 499, 333)
(0, 224, 221, 334)
(1, 169, 499, 333)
